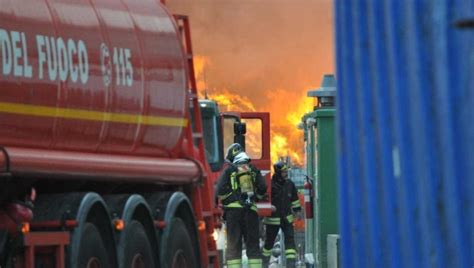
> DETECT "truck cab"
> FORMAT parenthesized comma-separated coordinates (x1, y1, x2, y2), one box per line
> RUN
(199, 99, 272, 215)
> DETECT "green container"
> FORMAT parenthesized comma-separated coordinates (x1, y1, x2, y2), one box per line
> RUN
(303, 111, 317, 264)
(303, 74, 338, 268)
(315, 107, 337, 267)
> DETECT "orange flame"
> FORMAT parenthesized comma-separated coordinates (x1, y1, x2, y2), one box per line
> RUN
(193, 55, 210, 93)
(171, 0, 334, 167)
(193, 55, 315, 166)
(212, 92, 256, 112)
(263, 87, 315, 166)
(270, 133, 288, 163)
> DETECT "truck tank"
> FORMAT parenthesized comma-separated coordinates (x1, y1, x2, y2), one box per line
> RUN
(0, 0, 187, 157)
(0, 0, 200, 184)
(0, 2, 273, 267)
(0, 2, 223, 267)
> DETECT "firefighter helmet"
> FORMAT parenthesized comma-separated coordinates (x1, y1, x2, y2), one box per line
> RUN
(233, 151, 250, 165)
(273, 161, 288, 175)
(225, 143, 244, 162)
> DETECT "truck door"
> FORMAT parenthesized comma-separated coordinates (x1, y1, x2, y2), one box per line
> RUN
(222, 112, 272, 216)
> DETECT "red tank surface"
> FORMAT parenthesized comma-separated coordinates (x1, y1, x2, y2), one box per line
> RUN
(0, 0, 188, 157)
(0, 2, 272, 267)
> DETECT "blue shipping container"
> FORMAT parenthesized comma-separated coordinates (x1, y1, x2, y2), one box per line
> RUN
(335, 1, 473, 268)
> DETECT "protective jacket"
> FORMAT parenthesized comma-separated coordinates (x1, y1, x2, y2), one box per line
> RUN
(262, 173, 301, 267)
(263, 173, 301, 225)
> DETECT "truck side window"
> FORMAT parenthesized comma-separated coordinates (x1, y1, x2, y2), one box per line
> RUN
(241, 118, 262, 159)
(199, 100, 224, 172)
(223, 118, 237, 157)
(202, 114, 219, 163)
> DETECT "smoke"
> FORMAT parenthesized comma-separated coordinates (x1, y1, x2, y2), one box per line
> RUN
(168, 0, 334, 165)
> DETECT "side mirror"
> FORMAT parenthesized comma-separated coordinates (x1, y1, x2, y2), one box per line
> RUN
(234, 122, 246, 151)
(234, 121, 246, 135)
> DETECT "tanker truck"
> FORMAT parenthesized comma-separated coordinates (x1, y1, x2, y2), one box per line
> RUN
(0, 0, 272, 267)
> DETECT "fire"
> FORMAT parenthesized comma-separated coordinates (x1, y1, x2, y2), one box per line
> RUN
(271, 133, 303, 166)
(281, 89, 318, 165)
(243, 118, 262, 159)
(170, 0, 334, 167)
(287, 90, 316, 128)
(193, 55, 210, 93)
(206, 91, 261, 158)
(212, 92, 256, 112)
(263, 88, 316, 166)
(193, 55, 315, 166)
(270, 133, 288, 163)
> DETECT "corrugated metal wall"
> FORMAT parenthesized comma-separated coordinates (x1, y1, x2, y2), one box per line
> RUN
(335, 1, 473, 268)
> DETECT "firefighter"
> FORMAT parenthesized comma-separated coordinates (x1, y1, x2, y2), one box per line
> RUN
(262, 161, 301, 268)
(217, 143, 267, 268)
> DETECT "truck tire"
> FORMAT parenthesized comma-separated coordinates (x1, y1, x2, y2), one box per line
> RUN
(162, 218, 198, 268)
(119, 220, 155, 268)
(75, 223, 110, 268)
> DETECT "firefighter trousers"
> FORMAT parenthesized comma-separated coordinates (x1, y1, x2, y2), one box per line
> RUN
(262, 219, 296, 268)
(225, 208, 262, 268)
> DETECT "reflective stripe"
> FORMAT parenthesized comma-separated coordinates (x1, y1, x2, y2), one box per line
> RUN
(262, 247, 272, 257)
(263, 217, 280, 225)
(224, 202, 243, 208)
(286, 214, 294, 223)
(248, 258, 262, 268)
(292, 200, 301, 207)
(223, 202, 257, 210)
(0, 102, 188, 127)
(219, 192, 233, 200)
(286, 248, 297, 259)
(227, 259, 242, 267)
(286, 254, 296, 259)
(266, 218, 280, 222)
(248, 259, 262, 264)
(230, 173, 238, 190)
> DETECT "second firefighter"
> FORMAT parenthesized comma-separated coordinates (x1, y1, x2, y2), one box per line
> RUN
(262, 161, 301, 267)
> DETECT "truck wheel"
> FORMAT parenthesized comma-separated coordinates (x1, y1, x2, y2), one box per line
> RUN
(119, 220, 155, 268)
(163, 218, 198, 268)
(0, 231, 14, 268)
(75, 223, 110, 268)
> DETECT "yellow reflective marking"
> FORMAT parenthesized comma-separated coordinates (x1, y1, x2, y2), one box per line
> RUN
(0, 102, 187, 127)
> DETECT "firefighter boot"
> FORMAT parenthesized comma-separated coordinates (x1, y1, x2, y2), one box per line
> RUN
(262, 257, 270, 267)
(286, 258, 296, 268)
(285, 248, 297, 268)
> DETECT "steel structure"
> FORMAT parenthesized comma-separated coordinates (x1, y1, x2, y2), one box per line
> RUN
(335, 1, 473, 267)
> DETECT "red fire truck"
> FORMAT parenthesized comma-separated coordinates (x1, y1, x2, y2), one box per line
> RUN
(0, 1, 271, 267)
